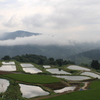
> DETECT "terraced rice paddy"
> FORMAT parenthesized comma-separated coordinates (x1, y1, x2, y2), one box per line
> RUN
(67, 65, 90, 71)
(43, 65, 51, 68)
(0, 79, 9, 93)
(81, 72, 100, 79)
(19, 84, 49, 98)
(54, 75, 90, 81)
(54, 86, 76, 93)
(0, 62, 100, 100)
(20, 63, 42, 74)
(2, 61, 15, 65)
(0, 65, 16, 71)
(20, 63, 34, 67)
(46, 68, 71, 74)
(23, 67, 42, 74)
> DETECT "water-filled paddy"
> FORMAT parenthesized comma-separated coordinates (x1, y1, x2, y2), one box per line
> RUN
(46, 68, 71, 74)
(67, 65, 90, 71)
(20, 63, 34, 67)
(19, 84, 49, 98)
(0, 79, 9, 93)
(43, 65, 51, 68)
(81, 72, 100, 79)
(54, 75, 90, 81)
(0, 65, 16, 71)
(2, 61, 15, 65)
(54, 86, 76, 93)
(23, 68, 42, 74)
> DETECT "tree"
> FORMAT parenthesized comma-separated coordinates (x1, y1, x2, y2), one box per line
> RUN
(1, 55, 11, 60)
(91, 60, 100, 70)
(56, 59, 63, 67)
(48, 58, 55, 65)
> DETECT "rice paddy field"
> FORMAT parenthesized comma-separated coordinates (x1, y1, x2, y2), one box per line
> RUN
(2, 74, 60, 84)
(0, 61, 100, 100)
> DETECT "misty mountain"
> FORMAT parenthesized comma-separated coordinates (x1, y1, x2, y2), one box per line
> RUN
(69, 49, 100, 64)
(0, 30, 41, 40)
(0, 43, 99, 61)
(0, 30, 100, 64)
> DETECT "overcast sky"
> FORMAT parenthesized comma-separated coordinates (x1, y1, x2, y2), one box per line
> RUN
(0, 0, 100, 46)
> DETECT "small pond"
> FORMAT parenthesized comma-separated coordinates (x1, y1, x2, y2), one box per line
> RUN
(43, 65, 51, 68)
(67, 65, 90, 71)
(0, 79, 10, 93)
(81, 72, 100, 79)
(46, 68, 71, 74)
(20, 63, 34, 68)
(19, 84, 49, 98)
(23, 68, 42, 74)
(54, 86, 76, 93)
(0, 65, 16, 71)
(54, 75, 90, 81)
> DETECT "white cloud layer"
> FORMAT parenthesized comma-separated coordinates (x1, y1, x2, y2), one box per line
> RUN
(0, 0, 100, 45)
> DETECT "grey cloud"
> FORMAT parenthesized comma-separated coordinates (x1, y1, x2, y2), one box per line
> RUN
(2, 16, 18, 27)
(23, 14, 45, 27)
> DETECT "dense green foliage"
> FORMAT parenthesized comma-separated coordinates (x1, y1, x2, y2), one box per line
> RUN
(3, 74, 60, 83)
(91, 60, 100, 70)
(1, 54, 74, 66)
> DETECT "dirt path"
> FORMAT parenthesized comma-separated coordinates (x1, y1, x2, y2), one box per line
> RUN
(81, 82, 90, 90)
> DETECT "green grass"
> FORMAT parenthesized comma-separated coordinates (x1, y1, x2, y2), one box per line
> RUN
(89, 80, 100, 89)
(2, 74, 60, 84)
(43, 89, 100, 100)
(15, 61, 24, 72)
(3, 81, 25, 100)
(0, 61, 2, 66)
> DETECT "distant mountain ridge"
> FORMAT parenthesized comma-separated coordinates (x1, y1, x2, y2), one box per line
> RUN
(0, 30, 41, 40)
(69, 49, 100, 64)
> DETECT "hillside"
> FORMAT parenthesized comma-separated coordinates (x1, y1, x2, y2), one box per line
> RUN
(0, 44, 97, 60)
(69, 49, 100, 64)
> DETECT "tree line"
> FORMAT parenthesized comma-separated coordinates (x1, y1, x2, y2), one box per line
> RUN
(91, 60, 100, 70)
(1, 54, 75, 66)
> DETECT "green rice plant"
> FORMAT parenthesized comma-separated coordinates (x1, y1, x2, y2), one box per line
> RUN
(3, 74, 60, 84)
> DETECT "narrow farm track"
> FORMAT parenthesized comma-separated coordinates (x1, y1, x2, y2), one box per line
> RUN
(82, 82, 89, 90)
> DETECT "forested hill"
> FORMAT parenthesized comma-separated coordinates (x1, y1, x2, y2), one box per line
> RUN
(0, 45, 89, 59)
(69, 49, 100, 64)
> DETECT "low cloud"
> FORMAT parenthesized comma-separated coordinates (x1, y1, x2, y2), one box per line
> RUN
(0, 0, 100, 45)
